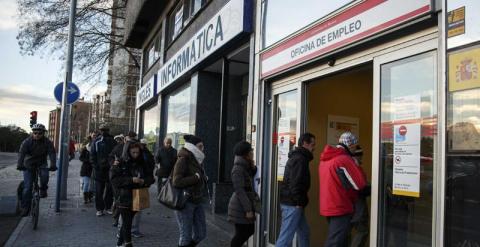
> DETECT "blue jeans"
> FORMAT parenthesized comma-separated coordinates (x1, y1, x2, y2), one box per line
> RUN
(22, 168, 49, 209)
(81, 176, 90, 192)
(174, 202, 207, 246)
(276, 204, 310, 247)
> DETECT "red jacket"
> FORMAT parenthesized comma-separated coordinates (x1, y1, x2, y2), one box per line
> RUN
(318, 145, 367, 216)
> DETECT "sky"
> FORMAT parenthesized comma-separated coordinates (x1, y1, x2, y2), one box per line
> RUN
(0, 0, 106, 132)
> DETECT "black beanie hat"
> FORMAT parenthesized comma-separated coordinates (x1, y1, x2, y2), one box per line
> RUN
(234, 141, 253, 156)
(184, 134, 202, 145)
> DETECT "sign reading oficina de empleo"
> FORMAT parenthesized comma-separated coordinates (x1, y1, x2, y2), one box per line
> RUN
(156, 0, 251, 94)
(136, 74, 157, 109)
(260, 0, 432, 78)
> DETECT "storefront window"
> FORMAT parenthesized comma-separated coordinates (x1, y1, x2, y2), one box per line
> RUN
(142, 103, 160, 152)
(445, 45, 480, 246)
(261, 0, 354, 48)
(166, 84, 194, 150)
(378, 52, 437, 246)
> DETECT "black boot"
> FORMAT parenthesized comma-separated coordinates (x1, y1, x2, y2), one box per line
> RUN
(88, 192, 93, 203)
(83, 192, 88, 204)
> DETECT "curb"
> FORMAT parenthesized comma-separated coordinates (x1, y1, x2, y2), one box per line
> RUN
(4, 216, 27, 247)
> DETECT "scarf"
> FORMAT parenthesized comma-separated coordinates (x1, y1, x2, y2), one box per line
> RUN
(184, 142, 205, 164)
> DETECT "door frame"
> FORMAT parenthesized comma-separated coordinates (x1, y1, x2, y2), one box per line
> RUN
(371, 38, 441, 247)
(265, 81, 304, 247)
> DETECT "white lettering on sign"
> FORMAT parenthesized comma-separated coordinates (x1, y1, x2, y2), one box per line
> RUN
(136, 75, 157, 109)
(157, 0, 247, 94)
(261, 0, 431, 78)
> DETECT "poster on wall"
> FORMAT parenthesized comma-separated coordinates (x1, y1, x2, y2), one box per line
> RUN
(448, 46, 480, 92)
(277, 134, 290, 181)
(393, 95, 421, 121)
(392, 123, 421, 197)
(448, 1, 480, 49)
(327, 115, 360, 145)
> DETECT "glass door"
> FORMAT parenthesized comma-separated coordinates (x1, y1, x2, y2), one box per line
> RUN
(266, 83, 302, 246)
(372, 40, 438, 246)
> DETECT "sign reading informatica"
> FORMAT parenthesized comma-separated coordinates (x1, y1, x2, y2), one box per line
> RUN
(157, 0, 252, 94)
(136, 75, 157, 109)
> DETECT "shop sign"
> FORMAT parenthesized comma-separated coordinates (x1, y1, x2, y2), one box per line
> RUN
(157, 0, 252, 94)
(277, 117, 291, 181)
(392, 123, 421, 197)
(448, 1, 480, 49)
(136, 75, 157, 109)
(449, 46, 480, 92)
(260, 0, 431, 78)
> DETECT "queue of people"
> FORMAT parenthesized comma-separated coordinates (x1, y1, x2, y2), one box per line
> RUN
(74, 123, 369, 247)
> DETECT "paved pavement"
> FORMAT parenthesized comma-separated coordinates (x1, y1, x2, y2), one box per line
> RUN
(0, 152, 22, 245)
(3, 156, 233, 247)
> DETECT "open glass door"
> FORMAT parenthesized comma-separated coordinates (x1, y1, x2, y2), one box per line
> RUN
(266, 82, 303, 246)
(372, 40, 439, 246)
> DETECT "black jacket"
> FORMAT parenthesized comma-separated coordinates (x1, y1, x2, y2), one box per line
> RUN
(279, 147, 313, 207)
(155, 146, 177, 178)
(110, 156, 154, 209)
(172, 148, 207, 204)
(90, 133, 116, 181)
(109, 143, 124, 166)
(79, 147, 93, 177)
(17, 136, 56, 169)
(228, 156, 258, 224)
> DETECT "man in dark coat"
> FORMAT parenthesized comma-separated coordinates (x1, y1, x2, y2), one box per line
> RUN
(90, 124, 117, 216)
(154, 137, 177, 185)
(276, 133, 316, 247)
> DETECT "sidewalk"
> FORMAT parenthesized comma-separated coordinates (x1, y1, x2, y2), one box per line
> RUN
(5, 158, 232, 247)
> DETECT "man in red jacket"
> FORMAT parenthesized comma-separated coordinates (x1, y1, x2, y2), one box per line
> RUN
(319, 132, 367, 247)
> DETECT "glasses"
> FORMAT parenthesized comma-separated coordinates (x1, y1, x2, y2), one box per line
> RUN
(33, 132, 43, 135)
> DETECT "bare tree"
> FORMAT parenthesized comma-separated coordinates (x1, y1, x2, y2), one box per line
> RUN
(16, 0, 140, 85)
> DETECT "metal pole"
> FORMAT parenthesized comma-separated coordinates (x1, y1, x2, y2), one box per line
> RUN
(55, 0, 77, 212)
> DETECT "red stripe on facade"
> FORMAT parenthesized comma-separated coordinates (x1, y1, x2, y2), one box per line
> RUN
(261, 5, 430, 78)
(261, 0, 387, 60)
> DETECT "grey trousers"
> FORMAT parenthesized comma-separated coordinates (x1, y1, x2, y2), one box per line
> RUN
(325, 215, 352, 247)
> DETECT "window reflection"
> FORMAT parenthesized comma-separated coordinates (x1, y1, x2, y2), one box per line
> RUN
(143, 104, 160, 152)
(379, 52, 436, 247)
(262, 0, 355, 48)
(166, 84, 193, 150)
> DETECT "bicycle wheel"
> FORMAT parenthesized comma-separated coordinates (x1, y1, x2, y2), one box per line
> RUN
(31, 195, 39, 230)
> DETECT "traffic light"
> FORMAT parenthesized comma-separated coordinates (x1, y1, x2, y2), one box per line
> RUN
(30, 111, 37, 127)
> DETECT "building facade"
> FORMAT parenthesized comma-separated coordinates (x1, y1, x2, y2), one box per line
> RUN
(124, 0, 480, 246)
(48, 100, 91, 149)
(124, 0, 254, 214)
(48, 108, 61, 149)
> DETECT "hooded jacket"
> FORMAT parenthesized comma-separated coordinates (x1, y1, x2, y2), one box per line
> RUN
(319, 145, 367, 216)
(90, 133, 116, 181)
(17, 136, 56, 169)
(172, 148, 207, 204)
(279, 147, 313, 207)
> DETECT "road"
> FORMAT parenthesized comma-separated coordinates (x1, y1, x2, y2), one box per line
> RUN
(0, 152, 22, 246)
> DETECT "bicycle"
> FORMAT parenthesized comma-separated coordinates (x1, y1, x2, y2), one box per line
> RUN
(16, 166, 41, 230)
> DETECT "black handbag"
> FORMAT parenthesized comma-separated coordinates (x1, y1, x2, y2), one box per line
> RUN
(157, 177, 189, 210)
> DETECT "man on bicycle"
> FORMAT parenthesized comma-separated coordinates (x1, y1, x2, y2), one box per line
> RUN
(17, 123, 57, 216)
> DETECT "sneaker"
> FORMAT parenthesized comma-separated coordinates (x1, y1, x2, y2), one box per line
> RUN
(106, 210, 113, 215)
(40, 190, 48, 198)
(96, 210, 104, 216)
(131, 231, 144, 238)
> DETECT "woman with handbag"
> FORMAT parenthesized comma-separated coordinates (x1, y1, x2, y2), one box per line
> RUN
(172, 135, 208, 247)
(110, 143, 154, 247)
(228, 141, 258, 247)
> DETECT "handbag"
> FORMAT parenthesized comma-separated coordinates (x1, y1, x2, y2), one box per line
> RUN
(157, 177, 189, 210)
(132, 187, 150, 211)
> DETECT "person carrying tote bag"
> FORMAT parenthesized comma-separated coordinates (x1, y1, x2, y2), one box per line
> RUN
(172, 135, 208, 247)
(110, 143, 154, 247)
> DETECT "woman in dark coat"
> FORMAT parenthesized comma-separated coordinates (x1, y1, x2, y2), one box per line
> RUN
(172, 135, 208, 247)
(228, 141, 258, 247)
(110, 143, 154, 247)
(79, 137, 93, 203)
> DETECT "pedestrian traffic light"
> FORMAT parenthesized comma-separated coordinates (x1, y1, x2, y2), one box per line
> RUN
(30, 111, 37, 127)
